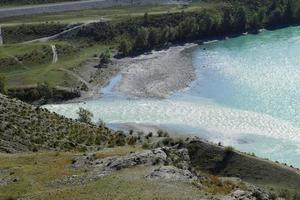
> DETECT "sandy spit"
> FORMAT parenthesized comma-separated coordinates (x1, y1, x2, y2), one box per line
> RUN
(114, 43, 197, 98)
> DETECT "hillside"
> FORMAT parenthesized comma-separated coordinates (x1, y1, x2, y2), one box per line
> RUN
(0, 93, 121, 152)
(1, 94, 300, 199)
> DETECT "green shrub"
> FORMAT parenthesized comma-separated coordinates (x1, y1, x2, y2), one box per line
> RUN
(77, 107, 93, 124)
(224, 146, 235, 155)
(126, 136, 137, 146)
(157, 130, 164, 137)
(99, 49, 111, 67)
(118, 38, 133, 56)
(142, 142, 151, 149)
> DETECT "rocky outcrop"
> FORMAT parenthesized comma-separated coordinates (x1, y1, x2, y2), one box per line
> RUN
(222, 188, 270, 200)
(146, 165, 197, 182)
(51, 146, 273, 200)
(54, 147, 192, 186)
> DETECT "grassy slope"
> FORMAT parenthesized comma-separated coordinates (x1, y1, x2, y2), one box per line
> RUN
(0, 2, 214, 89)
(0, 149, 205, 200)
(0, 1, 220, 89)
(0, 93, 114, 152)
(2, 139, 300, 199)
(0, 42, 111, 88)
(187, 140, 300, 193)
(0, 146, 147, 200)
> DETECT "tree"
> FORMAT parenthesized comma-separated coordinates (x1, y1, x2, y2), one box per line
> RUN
(0, 74, 6, 94)
(118, 38, 132, 56)
(159, 26, 170, 44)
(77, 107, 93, 124)
(148, 27, 159, 47)
(249, 12, 261, 30)
(222, 7, 234, 33)
(235, 7, 247, 31)
(143, 12, 149, 25)
(37, 81, 53, 99)
(285, 0, 295, 22)
(99, 49, 111, 66)
(134, 27, 149, 50)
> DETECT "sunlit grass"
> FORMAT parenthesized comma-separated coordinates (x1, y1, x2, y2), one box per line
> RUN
(0, 2, 221, 26)
(0, 41, 113, 88)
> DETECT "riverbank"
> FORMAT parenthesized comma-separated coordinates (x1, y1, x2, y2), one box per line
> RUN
(115, 44, 197, 98)
(67, 43, 197, 102)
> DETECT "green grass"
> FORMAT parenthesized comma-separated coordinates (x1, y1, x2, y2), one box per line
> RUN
(0, 2, 221, 25)
(0, 150, 205, 200)
(0, 41, 112, 88)
(0, 2, 223, 89)
(32, 166, 204, 200)
(0, 43, 49, 59)
(0, 146, 143, 200)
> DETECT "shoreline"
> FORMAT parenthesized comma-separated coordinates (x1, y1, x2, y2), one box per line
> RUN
(66, 43, 198, 103)
(114, 43, 197, 99)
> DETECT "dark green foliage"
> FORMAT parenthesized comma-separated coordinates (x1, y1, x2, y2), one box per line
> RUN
(108, 131, 126, 147)
(134, 27, 149, 50)
(0, 74, 6, 94)
(72, 0, 300, 56)
(99, 49, 111, 67)
(148, 27, 159, 47)
(78, 22, 115, 42)
(77, 107, 93, 124)
(157, 130, 164, 137)
(118, 38, 133, 56)
(7, 86, 80, 104)
(2, 23, 67, 44)
(235, 7, 247, 30)
(224, 146, 234, 155)
(126, 136, 138, 146)
(37, 82, 53, 99)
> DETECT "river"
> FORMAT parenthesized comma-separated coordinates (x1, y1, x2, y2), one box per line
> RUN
(44, 26, 300, 167)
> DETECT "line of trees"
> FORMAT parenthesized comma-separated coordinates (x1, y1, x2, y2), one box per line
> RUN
(74, 0, 300, 56)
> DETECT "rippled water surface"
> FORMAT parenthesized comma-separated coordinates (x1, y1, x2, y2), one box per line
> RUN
(45, 26, 300, 166)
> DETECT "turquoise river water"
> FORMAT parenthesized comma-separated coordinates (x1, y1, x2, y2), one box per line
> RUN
(45, 26, 300, 167)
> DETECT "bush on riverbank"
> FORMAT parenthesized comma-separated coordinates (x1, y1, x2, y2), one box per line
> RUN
(7, 83, 80, 104)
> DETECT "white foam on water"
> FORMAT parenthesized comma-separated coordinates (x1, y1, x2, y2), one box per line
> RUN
(44, 99, 300, 144)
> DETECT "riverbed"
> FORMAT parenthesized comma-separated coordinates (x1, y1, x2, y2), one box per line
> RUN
(44, 26, 300, 167)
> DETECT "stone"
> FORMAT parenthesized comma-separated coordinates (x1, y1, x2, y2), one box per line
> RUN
(146, 165, 197, 182)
